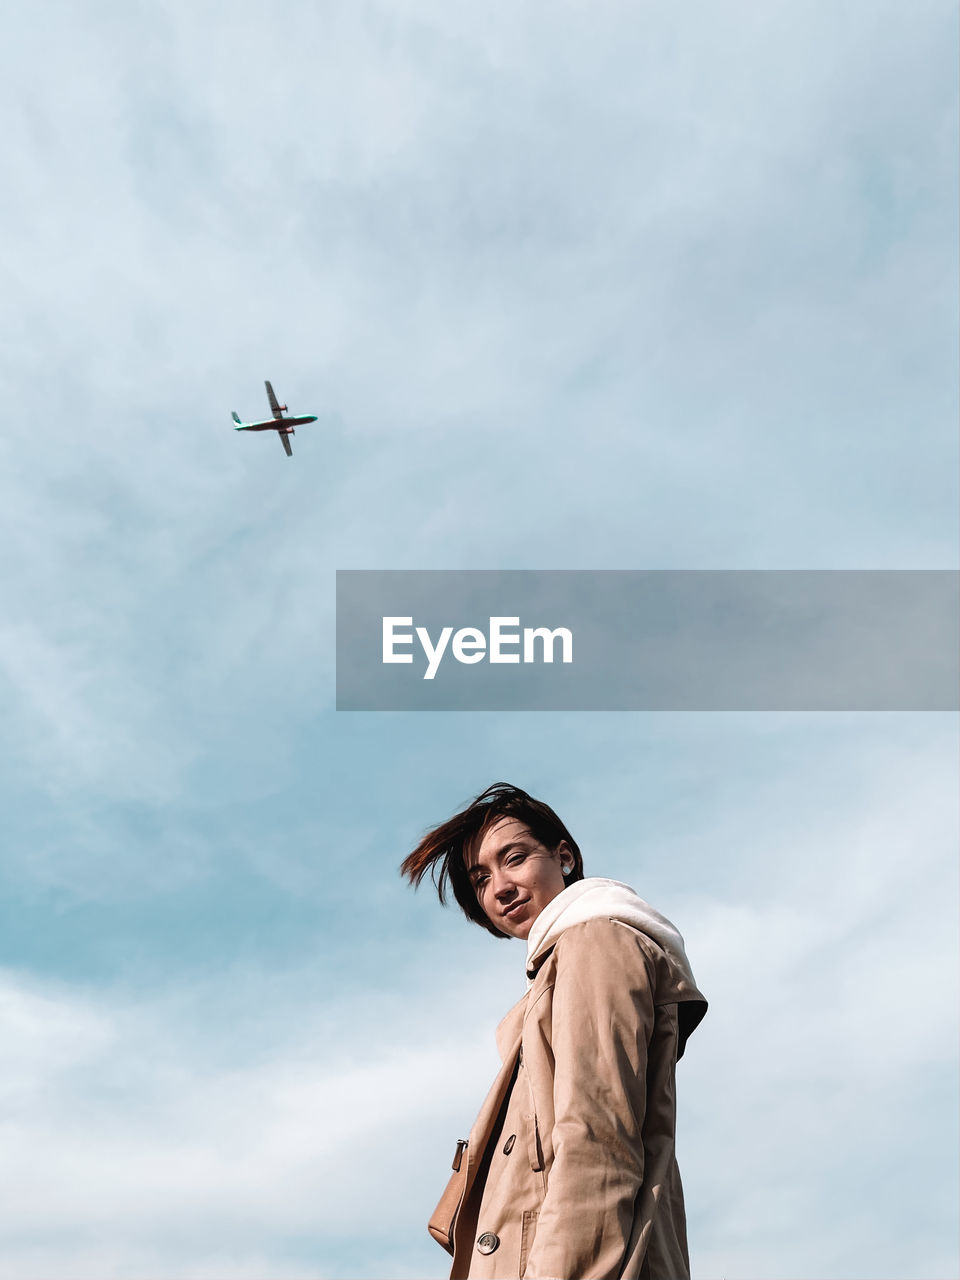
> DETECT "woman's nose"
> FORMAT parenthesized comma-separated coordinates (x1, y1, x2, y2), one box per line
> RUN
(492, 868, 516, 899)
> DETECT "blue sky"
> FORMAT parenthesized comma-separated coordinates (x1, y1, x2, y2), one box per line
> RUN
(0, 1, 957, 1276)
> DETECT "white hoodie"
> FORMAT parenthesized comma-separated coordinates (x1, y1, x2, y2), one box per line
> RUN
(525, 876, 701, 997)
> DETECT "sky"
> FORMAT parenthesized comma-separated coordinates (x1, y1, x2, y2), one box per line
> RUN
(0, 1, 957, 1277)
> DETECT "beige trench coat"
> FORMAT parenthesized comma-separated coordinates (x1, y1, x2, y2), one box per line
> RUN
(442, 917, 707, 1280)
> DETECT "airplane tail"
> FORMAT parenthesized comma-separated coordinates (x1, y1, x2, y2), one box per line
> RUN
(231, 411, 243, 427)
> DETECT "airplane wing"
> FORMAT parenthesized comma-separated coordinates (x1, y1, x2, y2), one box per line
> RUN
(278, 430, 293, 457)
(265, 380, 285, 417)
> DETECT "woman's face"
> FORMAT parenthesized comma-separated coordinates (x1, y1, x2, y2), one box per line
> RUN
(466, 817, 572, 940)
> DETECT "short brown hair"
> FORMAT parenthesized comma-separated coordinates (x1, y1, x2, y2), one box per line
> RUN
(400, 782, 584, 938)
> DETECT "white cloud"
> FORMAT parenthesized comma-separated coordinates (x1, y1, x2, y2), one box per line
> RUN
(0, 957, 509, 1278)
(672, 730, 958, 1279)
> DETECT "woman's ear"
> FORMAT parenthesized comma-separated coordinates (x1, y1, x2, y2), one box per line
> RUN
(555, 840, 573, 875)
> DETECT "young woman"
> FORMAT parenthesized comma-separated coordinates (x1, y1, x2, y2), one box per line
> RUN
(401, 783, 708, 1280)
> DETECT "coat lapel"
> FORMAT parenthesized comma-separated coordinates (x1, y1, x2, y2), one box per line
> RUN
(450, 995, 526, 1267)
(465, 995, 525, 1197)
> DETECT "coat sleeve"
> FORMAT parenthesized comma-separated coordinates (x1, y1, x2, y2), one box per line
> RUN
(523, 918, 657, 1280)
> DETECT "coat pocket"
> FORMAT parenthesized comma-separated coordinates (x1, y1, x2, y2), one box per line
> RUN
(519, 1062, 545, 1177)
(519, 1209, 538, 1279)
(524, 1109, 545, 1176)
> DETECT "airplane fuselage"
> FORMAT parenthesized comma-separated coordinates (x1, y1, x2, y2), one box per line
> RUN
(235, 414, 318, 432)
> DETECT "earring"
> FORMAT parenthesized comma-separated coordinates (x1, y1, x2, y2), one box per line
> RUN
(562, 864, 571, 876)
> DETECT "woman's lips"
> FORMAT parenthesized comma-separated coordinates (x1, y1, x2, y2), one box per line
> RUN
(502, 899, 530, 920)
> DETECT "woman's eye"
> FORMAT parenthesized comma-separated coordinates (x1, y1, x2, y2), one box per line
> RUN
(507, 854, 526, 866)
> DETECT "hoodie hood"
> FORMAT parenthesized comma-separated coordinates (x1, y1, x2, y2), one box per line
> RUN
(525, 877, 695, 983)
(524, 878, 707, 1053)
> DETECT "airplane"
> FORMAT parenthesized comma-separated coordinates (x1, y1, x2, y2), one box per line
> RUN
(231, 381, 317, 457)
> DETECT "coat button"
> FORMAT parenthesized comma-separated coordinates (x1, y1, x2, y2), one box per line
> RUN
(476, 1232, 500, 1255)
